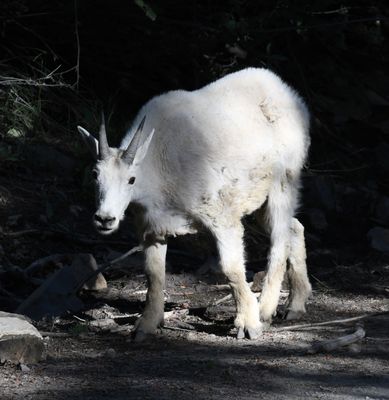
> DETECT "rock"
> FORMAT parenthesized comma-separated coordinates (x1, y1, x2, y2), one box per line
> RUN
(104, 348, 116, 358)
(375, 196, 389, 226)
(19, 363, 31, 373)
(17, 254, 107, 320)
(0, 313, 44, 364)
(251, 271, 266, 292)
(88, 318, 117, 332)
(78, 254, 107, 291)
(367, 227, 389, 253)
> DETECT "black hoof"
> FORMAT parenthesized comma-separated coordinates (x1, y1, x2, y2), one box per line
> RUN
(236, 327, 261, 340)
(283, 310, 304, 321)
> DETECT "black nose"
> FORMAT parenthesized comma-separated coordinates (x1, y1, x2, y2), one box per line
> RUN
(94, 214, 116, 224)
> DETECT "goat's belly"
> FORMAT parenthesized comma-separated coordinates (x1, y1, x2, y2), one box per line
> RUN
(143, 210, 197, 241)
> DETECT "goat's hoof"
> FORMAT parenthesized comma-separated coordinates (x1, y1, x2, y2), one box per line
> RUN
(236, 327, 261, 340)
(133, 329, 151, 343)
(283, 310, 304, 321)
(237, 327, 245, 339)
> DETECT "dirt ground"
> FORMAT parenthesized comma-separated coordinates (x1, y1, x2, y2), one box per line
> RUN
(0, 151, 389, 400)
(0, 284, 388, 400)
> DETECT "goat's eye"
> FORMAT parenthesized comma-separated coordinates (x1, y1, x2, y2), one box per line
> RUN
(92, 170, 98, 180)
(128, 177, 136, 185)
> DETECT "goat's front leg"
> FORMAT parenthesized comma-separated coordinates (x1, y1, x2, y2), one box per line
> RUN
(134, 241, 167, 342)
(212, 224, 262, 340)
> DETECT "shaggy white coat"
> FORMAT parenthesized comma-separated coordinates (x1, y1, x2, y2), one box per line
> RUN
(78, 67, 312, 340)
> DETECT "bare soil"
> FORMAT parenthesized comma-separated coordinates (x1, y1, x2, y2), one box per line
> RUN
(0, 152, 388, 400)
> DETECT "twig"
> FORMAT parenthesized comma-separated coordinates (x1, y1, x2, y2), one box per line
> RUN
(212, 282, 274, 306)
(276, 312, 389, 332)
(40, 331, 73, 338)
(365, 337, 389, 342)
(162, 326, 192, 332)
(308, 324, 365, 354)
(310, 274, 332, 290)
(1, 229, 41, 238)
(75, 245, 144, 292)
(214, 293, 233, 306)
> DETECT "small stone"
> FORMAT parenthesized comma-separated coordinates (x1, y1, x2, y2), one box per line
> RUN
(105, 348, 116, 358)
(186, 332, 197, 341)
(89, 318, 117, 332)
(19, 363, 31, 373)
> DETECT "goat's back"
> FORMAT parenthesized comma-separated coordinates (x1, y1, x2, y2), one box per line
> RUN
(122, 68, 309, 211)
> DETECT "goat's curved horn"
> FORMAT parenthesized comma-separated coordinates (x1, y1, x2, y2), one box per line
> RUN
(98, 112, 110, 159)
(122, 115, 146, 163)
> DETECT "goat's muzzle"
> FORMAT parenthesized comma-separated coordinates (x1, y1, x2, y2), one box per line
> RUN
(94, 213, 118, 235)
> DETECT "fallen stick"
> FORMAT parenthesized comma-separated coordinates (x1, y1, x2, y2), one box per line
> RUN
(308, 324, 365, 354)
(276, 311, 389, 332)
(213, 284, 289, 306)
(213, 282, 255, 305)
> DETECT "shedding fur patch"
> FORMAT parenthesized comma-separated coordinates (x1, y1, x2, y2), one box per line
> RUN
(259, 98, 280, 124)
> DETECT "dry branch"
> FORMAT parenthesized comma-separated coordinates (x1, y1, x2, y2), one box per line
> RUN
(308, 324, 365, 354)
(277, 312, 389, 332)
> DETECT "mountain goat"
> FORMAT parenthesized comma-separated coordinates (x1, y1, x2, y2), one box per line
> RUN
(77, 68, 312, 341)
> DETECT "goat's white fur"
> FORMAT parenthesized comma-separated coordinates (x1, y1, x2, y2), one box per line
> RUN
(78, 67, 312, 340)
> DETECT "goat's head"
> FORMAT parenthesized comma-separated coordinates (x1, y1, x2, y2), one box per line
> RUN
(77, 115, 154, 235)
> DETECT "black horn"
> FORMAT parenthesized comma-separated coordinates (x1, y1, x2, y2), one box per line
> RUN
(122, 115, 146, 163)
(98, 111, 110, 159)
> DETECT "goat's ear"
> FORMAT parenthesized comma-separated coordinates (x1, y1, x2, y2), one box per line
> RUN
(132, 129, 155, 166)
(77, 126, 99, 159)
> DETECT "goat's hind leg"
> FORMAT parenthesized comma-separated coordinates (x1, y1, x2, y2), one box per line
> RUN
(284, 218, 312, 320)
(212, 224, 261, 339)
(259, 173, 294, 323)
(134, 241, 167, 342)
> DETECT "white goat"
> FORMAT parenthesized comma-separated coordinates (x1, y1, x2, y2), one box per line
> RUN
(77, 68, 312, 341)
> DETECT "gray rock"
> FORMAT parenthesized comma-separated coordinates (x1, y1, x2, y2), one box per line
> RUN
(20, 363, 31, 373)
(0, 313, 44, 364)
(367, 227, 389, 253)
(17, 254, 107, 320)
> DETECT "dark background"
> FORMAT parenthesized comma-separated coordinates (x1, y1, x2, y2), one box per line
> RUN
(1, 0, 389, 286)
